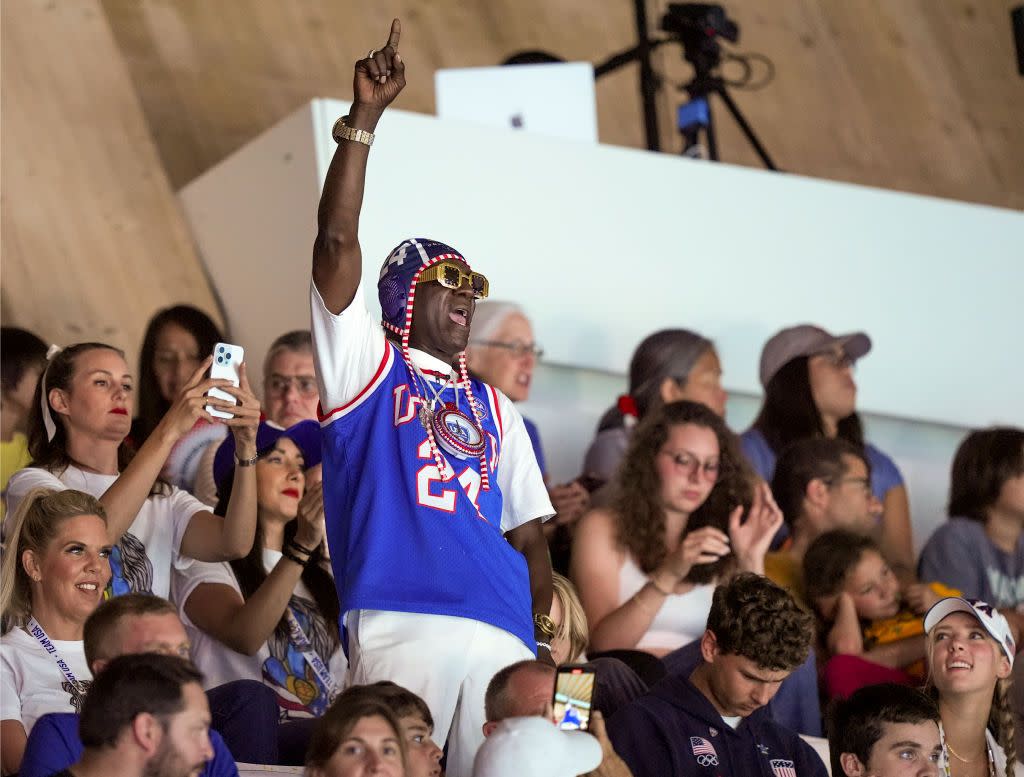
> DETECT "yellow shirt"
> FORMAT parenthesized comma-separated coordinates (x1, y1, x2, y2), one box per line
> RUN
(764, 550, 807, 609)
(1, 432, 32, 520)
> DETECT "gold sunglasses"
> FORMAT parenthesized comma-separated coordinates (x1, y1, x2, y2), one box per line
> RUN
(419, 261, 489, 299)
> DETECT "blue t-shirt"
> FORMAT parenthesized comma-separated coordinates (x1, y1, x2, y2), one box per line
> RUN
(740, 427, 903, 501)
(320, 343, 536, 651)
(918, 518, 1024, 608)
(20, 712, 237, 777)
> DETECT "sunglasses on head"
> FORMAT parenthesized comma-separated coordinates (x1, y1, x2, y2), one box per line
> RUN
(419, 260, 489, 299)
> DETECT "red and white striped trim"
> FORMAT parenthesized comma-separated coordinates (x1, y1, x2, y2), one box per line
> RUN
(319, 343, 395, 426)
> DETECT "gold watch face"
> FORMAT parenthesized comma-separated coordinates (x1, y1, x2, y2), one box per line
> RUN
(534, 613, 556, 636)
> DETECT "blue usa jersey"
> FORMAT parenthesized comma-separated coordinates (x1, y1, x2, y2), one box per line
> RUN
(319, 342, 535, 651)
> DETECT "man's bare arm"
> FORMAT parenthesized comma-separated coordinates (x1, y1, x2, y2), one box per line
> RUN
(312, 19, 405, 314)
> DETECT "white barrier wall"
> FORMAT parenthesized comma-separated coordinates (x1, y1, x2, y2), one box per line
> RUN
(179, 98, 1024, 554)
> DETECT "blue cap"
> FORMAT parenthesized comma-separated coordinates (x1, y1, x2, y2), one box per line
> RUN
(213, 419, 322, 493)
(377, 237, 468, 334)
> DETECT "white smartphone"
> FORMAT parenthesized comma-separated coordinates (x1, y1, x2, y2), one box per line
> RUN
(206, 342, 244, 420)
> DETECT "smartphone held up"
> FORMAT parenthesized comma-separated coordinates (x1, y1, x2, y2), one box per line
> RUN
(206, 342, 244, 419)
(553, 665, 595, 732)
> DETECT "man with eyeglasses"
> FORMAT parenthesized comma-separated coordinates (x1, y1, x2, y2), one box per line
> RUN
(307, 21, 554, 777)
(765, 437, 883, 605)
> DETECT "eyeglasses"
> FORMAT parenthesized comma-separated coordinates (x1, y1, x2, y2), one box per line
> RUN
(267, 375, 318, 397)
(474, 340, 544, 359)
(419, 261, 489, 299)
(659, 450, 721, 481)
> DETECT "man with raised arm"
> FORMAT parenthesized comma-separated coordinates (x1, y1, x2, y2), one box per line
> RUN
(310, 20, 555, 777)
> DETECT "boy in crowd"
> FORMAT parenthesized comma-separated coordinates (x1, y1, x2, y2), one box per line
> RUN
(608, 573, 826, 777)
(46, 654, 213, 777)
(360, 681, 444, 777)
(19, 595, 244, 777)
(828, 683, 941, 777)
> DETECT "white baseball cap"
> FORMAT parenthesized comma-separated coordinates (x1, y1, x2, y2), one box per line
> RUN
(472, 716, 602, 777)
(924, 597, 1016, 667)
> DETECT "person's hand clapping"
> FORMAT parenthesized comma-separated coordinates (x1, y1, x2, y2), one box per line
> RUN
(729, 481, 784, 575)
(295, 480, 327, 552)
(352, 19, 405, 121)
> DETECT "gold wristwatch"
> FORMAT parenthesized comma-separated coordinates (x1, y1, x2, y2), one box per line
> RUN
(332, 115, 375, 146)
(533, 613, 556, 639)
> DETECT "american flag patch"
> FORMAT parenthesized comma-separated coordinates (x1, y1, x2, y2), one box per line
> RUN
(690, 737, 720, 766)
(771, 759, 797, 777)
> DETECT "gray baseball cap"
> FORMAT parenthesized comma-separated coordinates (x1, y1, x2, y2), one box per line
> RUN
(759, 324, 872, 388)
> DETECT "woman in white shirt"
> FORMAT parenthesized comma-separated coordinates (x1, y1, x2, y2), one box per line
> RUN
(175, 420, 342, 763)
(571, 400, 779, 658)
(0, 488, 111, 775)
(6, 341, 260, 600)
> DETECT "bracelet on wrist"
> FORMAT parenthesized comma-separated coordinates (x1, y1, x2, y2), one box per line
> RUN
(235, 452, 258, 468)
(290, 539, 317, 556)
(282, 547, 310, 568)
(536, 641, 552, 652)
(648, 578, 674, 596)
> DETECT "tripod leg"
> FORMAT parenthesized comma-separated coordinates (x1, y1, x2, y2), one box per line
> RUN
(713, 85, 777, 170)
(705, 101, 719, 161)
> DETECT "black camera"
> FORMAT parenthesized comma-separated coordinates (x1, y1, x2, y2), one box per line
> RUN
(660, 3, 739, 43)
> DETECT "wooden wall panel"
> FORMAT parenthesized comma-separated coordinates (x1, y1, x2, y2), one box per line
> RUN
(100, 0, 1023, 208)
(1, 0, 222, 369)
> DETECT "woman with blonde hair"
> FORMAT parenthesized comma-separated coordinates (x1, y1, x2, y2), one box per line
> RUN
(550, 571, 589, 666)
(0, 488, 111, 775)
(924, 596, 1017, 777)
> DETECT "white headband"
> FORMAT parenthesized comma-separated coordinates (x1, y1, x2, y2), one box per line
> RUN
(40, 344, 63, 442)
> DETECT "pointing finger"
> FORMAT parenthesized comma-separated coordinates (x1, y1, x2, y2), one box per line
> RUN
(386, 18, 401, 51)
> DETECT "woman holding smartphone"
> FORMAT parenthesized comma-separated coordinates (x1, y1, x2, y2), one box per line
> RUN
(6, 341, 260, 600)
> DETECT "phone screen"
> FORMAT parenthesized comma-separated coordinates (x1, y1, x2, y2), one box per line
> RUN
(552, 665, 595, 731)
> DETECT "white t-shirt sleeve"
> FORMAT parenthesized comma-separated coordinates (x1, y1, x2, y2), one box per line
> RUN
(492, 391, 555, 533)
(5, 468, 67, 518)
(167, 487, 218, 567)
(0, 646, 22, 723)
(171, 557, 240, 628)
(310, 279, 387, 414)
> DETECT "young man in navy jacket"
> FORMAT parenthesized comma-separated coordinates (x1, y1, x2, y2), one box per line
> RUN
(608, 573, 827, 777)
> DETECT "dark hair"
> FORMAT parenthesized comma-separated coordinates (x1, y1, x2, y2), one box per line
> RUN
(613, 400, 753, 582)
(752, 356, 864, 456)
(802, 529, 880, 607)
(948, 427, 1024, 523)
(84, 593, 179, 668)
(78, 653, 204, 749)
(263, 330, 313, 382)
(771, 437, 868, 529)
(26, 343, 138, 475)
(827, 683, 939, 777)
(1, 326, 48, 395)
(596, 329, 714, 432)
(706, 572, 813, 671)
(215, 464, 340, 654)
(307, 687, 408, 770)
(135, 305, 222, 445)
(484, 659, 555, 722)
(351, 681, 434, 728)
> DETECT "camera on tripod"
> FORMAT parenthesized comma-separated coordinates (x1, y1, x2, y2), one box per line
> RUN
(661, 3, 739, 73)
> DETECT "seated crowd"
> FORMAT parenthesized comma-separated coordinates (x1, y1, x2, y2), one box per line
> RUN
(2, 18, 1023, 777)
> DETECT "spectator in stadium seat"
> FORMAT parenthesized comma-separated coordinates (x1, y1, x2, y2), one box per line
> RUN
(0, 489, 110, 774)
(47, 653, 214, 777)
(346, 682, 443, 777)
(741, 325, 912, 572)
(132, 305, 227, 494)
(1, 326, 48, 520)
(923, 596, 1018, 777)
(174, 420, 340, 765)
(766, 437, 882, 601)
(6, 341, 260, 601)
(305, 688, 408, 777)
(482, 660, 557, 737)
(827, 683, 941, 777)
(467, 302, 589, 572)
(572, 401, 778, 658)
(193, 330, 322, 506)
(918, 427, 1024, 640)
(607, 573, 826, 777)
(19, 593, 243, 777)
(583, 329, 726, 491)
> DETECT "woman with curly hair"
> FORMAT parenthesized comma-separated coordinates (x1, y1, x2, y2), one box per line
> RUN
(571, 400, 781, 658)
(924, 596, 1017, 777)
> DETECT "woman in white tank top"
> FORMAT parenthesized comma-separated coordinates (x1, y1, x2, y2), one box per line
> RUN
(571, 400, 782, 658)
